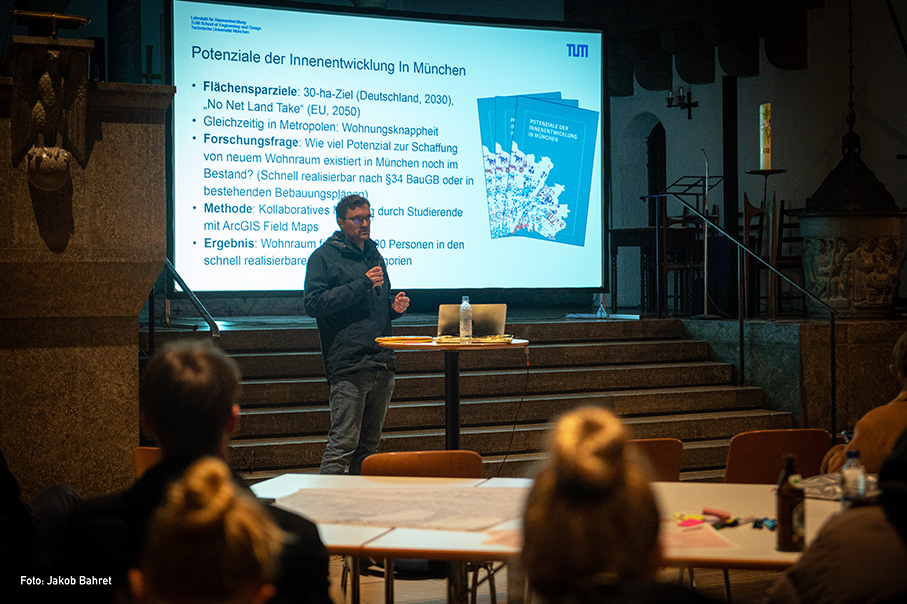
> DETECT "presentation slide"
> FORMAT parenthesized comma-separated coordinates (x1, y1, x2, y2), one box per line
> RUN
(171, 0, 604, 292)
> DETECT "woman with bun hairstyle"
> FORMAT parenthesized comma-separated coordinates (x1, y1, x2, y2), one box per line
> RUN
(522, 406, 716, 604)
(129, 457, 285, 604)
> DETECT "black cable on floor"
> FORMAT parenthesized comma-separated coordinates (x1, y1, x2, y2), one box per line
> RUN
(494, 344, 531, 478)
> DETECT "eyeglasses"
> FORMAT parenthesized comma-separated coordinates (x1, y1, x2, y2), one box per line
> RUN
(345, 215, 372, 225)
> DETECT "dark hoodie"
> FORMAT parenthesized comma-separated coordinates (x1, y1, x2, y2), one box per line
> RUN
(304, 230, 400, 381)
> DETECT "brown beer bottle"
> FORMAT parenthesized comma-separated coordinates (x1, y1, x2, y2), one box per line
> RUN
(776, 454, 805, 552)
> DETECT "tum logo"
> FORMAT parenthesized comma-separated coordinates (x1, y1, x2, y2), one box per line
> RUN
(567, 43, 588, 58)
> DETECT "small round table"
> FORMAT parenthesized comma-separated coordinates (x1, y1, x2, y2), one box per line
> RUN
(376, 338, 529, 449)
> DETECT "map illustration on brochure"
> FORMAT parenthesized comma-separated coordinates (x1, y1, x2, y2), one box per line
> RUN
(476, 93, 599, 246)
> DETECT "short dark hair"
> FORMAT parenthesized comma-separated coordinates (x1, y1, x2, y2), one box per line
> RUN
(336, 194, 370, 219)
(139, 340, 241, 458)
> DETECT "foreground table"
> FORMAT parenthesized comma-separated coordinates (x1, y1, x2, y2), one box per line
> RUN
(653, 481, 840, 570)
(252, 475, 841, 604)
(376, 338, 529, 449)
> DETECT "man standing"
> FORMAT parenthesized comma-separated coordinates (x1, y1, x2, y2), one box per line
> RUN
(304, 194, 410, 474)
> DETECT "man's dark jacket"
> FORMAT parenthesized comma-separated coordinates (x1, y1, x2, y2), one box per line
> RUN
(304, 231, 400, 381)
(60, 456, 332, 604)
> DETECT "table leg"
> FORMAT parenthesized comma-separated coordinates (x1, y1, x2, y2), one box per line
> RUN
(350, 555, 361, 604)
(384, 559, 395, 603)
(444, 350, 460, 450)
(447, 560, 468, 604)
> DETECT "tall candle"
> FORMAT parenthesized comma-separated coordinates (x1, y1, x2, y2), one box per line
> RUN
(760, 103, 771, 170)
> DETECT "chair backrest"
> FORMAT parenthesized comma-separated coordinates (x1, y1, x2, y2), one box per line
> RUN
(360, 450, 484, 479)
(133, 446, 163, 479)
(630, 438, 684, 482)
(724, 429, 831, 484)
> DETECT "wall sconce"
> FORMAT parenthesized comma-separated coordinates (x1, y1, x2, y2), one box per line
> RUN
(666, 86, 698, 119)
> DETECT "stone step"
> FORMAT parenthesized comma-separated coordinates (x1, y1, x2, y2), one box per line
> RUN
(142, 317, 688, 353)
(622, 409, 792, 441)
(680, 469, 726, 483)
(237, 361, 737, 407)
(682, 438, 732, 470)
(230, 339, 713, 378)
(228, 409, 791, 473)
(235, 385, 763, 438)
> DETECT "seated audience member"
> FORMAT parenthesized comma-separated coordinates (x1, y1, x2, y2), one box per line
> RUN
(3, 449, 80, 604)
(522, 406, 718, 604)
(766, 425, 907, 603)
(62, 340, 331, 604)
(130, 457, 283, 604)
(823, 330, 907, 473)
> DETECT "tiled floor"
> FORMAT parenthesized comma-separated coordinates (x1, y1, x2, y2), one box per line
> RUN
(327, 555, 783, 604)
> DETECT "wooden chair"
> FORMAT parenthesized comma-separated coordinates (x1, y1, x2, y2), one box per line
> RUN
(724, 428, 831, 484)
(628, 438, 699, 590)
(629, 438, 684, 482)
(132, 446, 162, 479)
(353, 450, 496, 604)
(360, 449, 484, 478)
(712, 428, 830, 601)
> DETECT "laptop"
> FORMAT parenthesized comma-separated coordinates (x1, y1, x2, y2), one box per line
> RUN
(436, 303, 507, 338)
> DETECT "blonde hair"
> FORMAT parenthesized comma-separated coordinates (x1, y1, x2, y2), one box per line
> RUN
(522, 407, 660, 601)
(138, 457, 285, 604)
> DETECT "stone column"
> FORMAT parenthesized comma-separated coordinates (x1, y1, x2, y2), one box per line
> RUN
(0, 35, 174, 498)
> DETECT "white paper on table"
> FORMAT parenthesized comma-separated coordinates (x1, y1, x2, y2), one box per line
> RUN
(276, 486, 526, 532)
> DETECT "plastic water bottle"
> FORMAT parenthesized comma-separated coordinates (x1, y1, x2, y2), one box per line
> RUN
(459, 296, 472, 343)
(841, 449, 866, 510)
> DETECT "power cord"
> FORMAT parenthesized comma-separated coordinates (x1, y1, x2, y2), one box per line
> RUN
(494, 344, 531, 477)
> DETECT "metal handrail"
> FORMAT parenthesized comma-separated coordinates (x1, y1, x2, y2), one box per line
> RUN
(165, 259, 219, 337)
(146, 261, 219, 356)
(650, 187, 840, 439)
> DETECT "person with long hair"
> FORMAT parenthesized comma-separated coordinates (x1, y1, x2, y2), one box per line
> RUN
(522, 406, 715, 604)
(130, 457, 284, 604)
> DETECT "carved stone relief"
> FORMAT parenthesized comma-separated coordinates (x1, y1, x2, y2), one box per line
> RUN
(10, 38, 92, 252)
(802, 234, 900, 313)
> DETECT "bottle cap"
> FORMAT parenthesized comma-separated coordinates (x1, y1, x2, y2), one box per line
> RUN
(846, 449, 860, 459)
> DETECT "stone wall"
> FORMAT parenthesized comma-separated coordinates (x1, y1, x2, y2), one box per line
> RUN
(0, 49, 173, 498)
(683, 318, 906, 434)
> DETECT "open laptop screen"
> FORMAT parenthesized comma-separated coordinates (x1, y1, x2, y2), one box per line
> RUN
(437, 304, 507, 337)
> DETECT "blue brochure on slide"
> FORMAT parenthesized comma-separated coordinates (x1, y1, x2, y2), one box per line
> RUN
(476, 96, 499, 237)
(507, 96, 599, 246)
(476, 92, 561, 239)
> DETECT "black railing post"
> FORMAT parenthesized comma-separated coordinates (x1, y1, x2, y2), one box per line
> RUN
(738, 246, 745, 385)
(655, 196, 667, 318)
(830, 313, 837, 439)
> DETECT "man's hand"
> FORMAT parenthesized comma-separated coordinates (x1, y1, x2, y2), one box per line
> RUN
(366, 266, 384, 288)
(393, 292, 410, 314)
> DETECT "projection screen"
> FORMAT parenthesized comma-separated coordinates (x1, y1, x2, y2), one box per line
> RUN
(171, 0, 605, 292)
